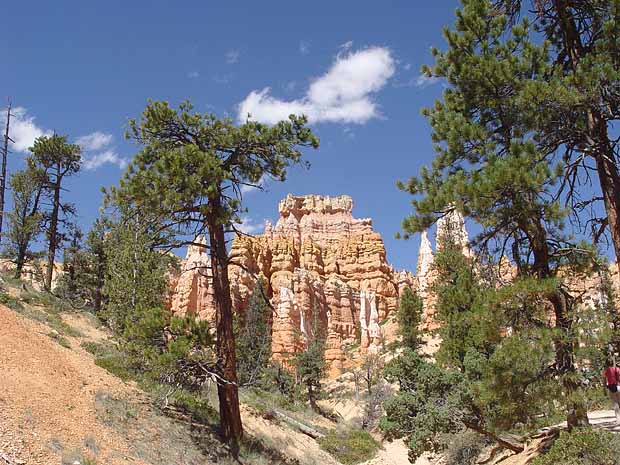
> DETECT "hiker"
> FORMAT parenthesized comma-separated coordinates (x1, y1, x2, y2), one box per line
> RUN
(603, 359, 620, 423)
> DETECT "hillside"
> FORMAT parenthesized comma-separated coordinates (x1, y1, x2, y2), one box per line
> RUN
(0, 277, 412, 465)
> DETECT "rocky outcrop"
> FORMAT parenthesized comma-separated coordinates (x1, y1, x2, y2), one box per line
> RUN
(167, 238, 215, 321)
(169, 194, 414, 376)
(227, 194, 412, 376)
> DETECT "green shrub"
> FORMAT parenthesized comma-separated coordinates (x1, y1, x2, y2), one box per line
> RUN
(165, 388, 218, 425)
(81, 341, 116, 358)
(0, 292, 23, 310)
(532, 428, 620, 465)
(318, 428, 380, 465)
(95, 355, 134, 382)
(442, 431, 489, 465)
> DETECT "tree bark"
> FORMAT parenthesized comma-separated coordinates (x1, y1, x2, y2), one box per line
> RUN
(528, 215, 589, 428)
(207, 198, 243, 452)
(463, 420, 524, 453)
(552, 0, 620, 289)
(15, 243, 27, 279)
(45, 167, 61, 291)
(589, 112, 620, 289)
(0, 101, 11, 243)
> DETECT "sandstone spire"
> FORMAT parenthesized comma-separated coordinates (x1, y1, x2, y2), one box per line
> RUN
(436, 207, 469, 254)
(416, 230, 434, 278)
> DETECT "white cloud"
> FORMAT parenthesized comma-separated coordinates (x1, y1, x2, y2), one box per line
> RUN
(415, 73, 439, 88)
(3, 107, 52, 152)
(2, 107, 126, 170)
(76, 131, 128, 170)
(188, 71, 200, 79)
(240, 175, 267, 195)
(340, 40, 354, 52)
(82, 149, 127, 171)
(236, 216, 266, 235)
(237, 46, 395, 125)
(75, 131, 113, 151)
(225, 49, 240, 64)
(299, 40, 310, 55)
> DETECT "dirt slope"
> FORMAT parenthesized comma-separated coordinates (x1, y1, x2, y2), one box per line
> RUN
(0, 300, 358, 465)
(0, 304, 143, 464)
(0, 304, 226, 465)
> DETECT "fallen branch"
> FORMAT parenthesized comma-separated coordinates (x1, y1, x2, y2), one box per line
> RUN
(270, 409, 325, 439)
(463, 420, 525, 453)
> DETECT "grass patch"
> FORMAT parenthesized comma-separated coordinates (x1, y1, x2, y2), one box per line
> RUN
(318, 428, 380, 465)
(0, 279, 83, 338)
(81, 340, 116, 357)
(241, 387, 304, 416)
(94, 355, 134, 382)
(0, 291, 24, 310)
(48, 331, 71, 349)
(15, 303, 82, 337)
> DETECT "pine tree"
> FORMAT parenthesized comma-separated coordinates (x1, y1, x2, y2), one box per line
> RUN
(81, 218, 109, 313)
(381, 236, 591, 459)
(396, 287, 424, 351)
(5, 167, 45, 278)
(28, 134, 81, 290)
(294, 311, 326, 413)
(236, 279, 272, 386)
(55, 224, 86, 304)
(107, 100, 318, 448)
(102, 207, 172, 333)
(399, 0, 593, 429)
(54, 219, 109, 311)
(492, 0, 620, 282)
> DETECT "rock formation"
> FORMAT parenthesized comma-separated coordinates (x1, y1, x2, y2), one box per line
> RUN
(227, 194, 412, 376)
(167, 238, 215, 321)
(169, 194, 415, 376)
(168, 194, 618, 377)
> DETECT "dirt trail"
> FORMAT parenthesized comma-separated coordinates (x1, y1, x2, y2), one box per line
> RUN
(0, 304, 147, 464)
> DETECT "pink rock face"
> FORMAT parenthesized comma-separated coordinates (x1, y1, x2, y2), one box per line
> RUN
(169, 194, 414, 377)
(168, 238, 215, 321)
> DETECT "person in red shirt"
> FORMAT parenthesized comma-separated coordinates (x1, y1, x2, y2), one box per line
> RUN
(603, 360, 620, 423)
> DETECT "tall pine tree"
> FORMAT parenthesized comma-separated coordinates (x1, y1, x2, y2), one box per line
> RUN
(28, 134, 81, 290)
(107, 100, 318, 449)
(399, 0, 593, 428)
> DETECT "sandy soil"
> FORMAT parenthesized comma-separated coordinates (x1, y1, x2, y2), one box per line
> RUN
(0, 304, 146, 465)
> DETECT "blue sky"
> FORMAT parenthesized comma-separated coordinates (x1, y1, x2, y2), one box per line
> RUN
(1, 1, 461, 272)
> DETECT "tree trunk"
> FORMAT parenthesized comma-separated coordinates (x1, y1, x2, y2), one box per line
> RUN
(45, 170, 61, 291)
(15, 243, 26, 279)
(589, 112, 620, 289)
(206, 200, 243, 452)
(463, 420, 524, 453)
(528, 216, 589, 428)
(552, 0, 620, 289)
(548, 290, 589, 429)
(0, 101, 11, 243)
